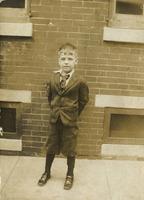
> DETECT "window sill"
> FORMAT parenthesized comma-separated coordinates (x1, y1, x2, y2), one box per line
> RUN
(103, 27, 144, 44)
(0, 22, 32, 37)
(0, 138, 22, 151)
(0, 89, 31, 103)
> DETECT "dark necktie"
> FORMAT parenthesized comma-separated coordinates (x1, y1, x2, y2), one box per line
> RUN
(60, 74, 70, 89)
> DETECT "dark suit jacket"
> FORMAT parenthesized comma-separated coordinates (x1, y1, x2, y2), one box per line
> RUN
(47, 71, 89, 126)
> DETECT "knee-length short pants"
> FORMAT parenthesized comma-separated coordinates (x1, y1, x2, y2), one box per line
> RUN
(45, 118, 78, 156)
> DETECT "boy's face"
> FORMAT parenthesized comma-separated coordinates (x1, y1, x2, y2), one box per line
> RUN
(58, 49, 78, 74)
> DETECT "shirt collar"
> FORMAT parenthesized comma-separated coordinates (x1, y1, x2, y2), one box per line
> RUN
(54, 69, 74, 77)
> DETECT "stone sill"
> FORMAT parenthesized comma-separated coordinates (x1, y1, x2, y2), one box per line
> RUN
(0, 89, 31, 103)
(103, 27, 144, 44)
(0, 22, 32, 37)
(0, 138, 22, 151)
(102, 144, 144, 158)
(95, 95, 144, 109)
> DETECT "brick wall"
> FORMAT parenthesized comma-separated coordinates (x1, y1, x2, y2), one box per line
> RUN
(1, 0, 144, 157)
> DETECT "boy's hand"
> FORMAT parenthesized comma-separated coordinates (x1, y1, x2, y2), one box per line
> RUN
(44, 82, 49, 90)
(0, 127, 3, 136)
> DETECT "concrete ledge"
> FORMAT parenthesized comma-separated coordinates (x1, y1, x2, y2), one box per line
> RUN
(103, 27, 144, 44)
(102, 144, 144, 158)
(95, 95, 144, 109)
(0, 138, 22, 151)
(0, 22, 32, 37)
(0, 89, 31, 103)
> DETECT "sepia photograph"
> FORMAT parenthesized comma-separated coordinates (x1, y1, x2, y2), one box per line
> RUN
(0, 0, 144, 199)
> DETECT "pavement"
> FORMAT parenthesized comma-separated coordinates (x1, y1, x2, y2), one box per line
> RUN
(0, 155, 144, 200)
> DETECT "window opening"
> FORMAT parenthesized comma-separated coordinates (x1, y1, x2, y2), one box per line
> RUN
(0, 0, 25, 8)
(116, 1, 143, 15)
(0, 108, 16, 133)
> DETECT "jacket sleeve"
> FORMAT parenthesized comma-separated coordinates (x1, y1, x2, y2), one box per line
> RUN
(46, 81, 52, 107)
(78, 80, 89, 115)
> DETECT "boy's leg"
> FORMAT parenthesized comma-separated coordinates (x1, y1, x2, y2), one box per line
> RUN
(64, 156, 75, 190)
(67, 156, 75, 176)
(38, 120, 60, 186)
(45, 153, 55, 174)
(38, 153, 55, 186)
(62, 125, 78, 190)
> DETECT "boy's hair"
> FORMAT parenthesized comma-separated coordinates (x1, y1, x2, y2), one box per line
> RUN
(59, 43, 77, 51)
(58, 43, 77, 56)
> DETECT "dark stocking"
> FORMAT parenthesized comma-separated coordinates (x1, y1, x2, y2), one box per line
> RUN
(45, 153, 55, 174)
(67, 156, 75, 177)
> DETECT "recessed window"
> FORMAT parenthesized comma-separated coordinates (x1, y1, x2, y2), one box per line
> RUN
(0, 0, 25, 8)
(0, 0, 32, 36)
(110, 114, 144, 138)
(104, 108, 144, 144)
(0, 0, 31, 23)
(0, 108, 16, 133)
(108, 0, 144, 29)
(0, 102, 22, 139)
(116, 1, 143, 15)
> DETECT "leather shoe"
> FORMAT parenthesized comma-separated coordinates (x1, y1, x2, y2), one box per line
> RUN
(64, 176, 74, 190)
(38, 172, 50, 186)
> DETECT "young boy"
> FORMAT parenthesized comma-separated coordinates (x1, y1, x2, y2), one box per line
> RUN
(38, 43, 89, 190)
